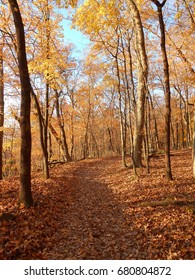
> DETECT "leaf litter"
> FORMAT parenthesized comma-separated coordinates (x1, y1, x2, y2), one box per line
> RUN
(0, 148, 194, 259)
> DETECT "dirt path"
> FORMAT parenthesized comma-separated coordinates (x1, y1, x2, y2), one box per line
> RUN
(46, 159, 138, 259)
(44, 152, 195, 260)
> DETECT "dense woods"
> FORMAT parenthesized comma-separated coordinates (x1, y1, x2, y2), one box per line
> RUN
(0, 0, 195, 260)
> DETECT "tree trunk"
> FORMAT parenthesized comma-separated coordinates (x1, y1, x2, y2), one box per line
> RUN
(107, 127, 114, 152)
(69, 89, 76, 159)
(43, 1, 50, 179)
(70, 112, 75, 159)
(55, 90, 71, 162)
(171, 119, 176, 149)
(179, 96, 185, 148)
(185, 86, 191, 146)
(0, 41, 4, 180)
(159, 5, 172, 180)
(152, 0, 173, 180)
(149, 92, 160, 150)
(176, 122, 179, 149)
(43, 82, 50, 179)
(144, 99, 150, 174)
(8, 0, 33, 206)
(31, 89, 49, 178)
(193, 103, 195, 179)
(116, 55, 127, 167)
(121, 32, 134, 167)
(128, 0, 148, 167)
(114, 30, 127, 167)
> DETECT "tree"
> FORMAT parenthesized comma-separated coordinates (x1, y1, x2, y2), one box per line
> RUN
(8, 0, 33, 206)
(193, 102, 195, 179)
(28, 1, 77, 175)
(30, 0, 53, 179)
(54, 89, 72, 162)
(151, 0, 173, 180)
(127, 0, 148, 167)
(0, 36, 4, 180)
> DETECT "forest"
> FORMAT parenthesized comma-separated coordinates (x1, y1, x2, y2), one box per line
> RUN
(0, 0, 195, 260)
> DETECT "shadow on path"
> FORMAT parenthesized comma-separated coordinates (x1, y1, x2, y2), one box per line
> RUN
(46, 159, 145, 259)
(46, 155, 195, 260)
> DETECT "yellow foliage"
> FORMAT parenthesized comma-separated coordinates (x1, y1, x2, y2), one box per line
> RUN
(73, 0, 121, 37)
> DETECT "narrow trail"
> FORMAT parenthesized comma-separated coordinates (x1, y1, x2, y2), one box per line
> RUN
(45, 158, 142, 259)
(44, 151, 195, 260)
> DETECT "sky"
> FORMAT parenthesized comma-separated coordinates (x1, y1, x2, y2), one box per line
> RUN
(61, 10, 90, 58)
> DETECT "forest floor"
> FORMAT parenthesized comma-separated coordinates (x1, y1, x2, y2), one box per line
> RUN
(0, 148, 195, 260)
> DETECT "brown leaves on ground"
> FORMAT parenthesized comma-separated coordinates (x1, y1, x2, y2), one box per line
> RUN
(0, 149, 195, 259)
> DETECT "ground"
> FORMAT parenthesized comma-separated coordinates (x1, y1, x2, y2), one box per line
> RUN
(0, 149, 195, 259)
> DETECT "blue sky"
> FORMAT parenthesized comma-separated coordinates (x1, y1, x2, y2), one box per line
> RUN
(61, 12, 90, 58)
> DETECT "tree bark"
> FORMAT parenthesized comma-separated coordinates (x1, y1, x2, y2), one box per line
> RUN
(8, 0, 33, 206)
(43, 82, 50, 179)
(31, 89, 50, 178)
(193, 103, 195, 179)
(128, 0, 148, 167)
(42, 1, 50, 179)
(116, 54, 127, 167)
(152, 0, 173, 180)
(0, 40, 4, 180)
(55, 90, 71, 162)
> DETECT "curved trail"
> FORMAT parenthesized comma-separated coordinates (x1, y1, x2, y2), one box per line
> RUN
(44, 150, 195, 260)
